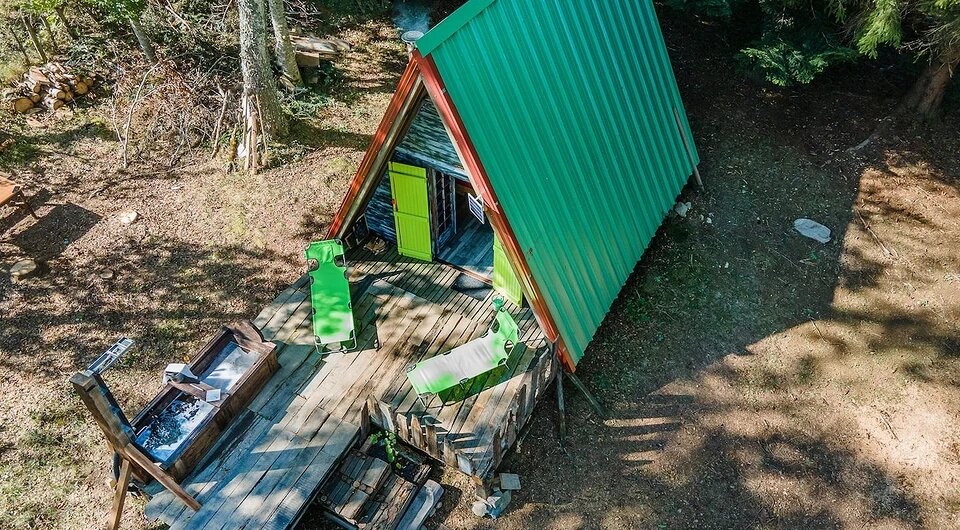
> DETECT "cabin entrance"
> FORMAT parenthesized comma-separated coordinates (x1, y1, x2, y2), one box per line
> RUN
(361, 98, 523, 305)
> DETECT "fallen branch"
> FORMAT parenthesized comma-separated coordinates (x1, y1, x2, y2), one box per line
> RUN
(856, 208, 896, 258)
(121, 62, 160, 167)
(211, 88, 230, 157)
(847, 116, 894, 154)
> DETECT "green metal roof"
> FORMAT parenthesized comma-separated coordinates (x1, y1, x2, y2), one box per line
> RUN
(421, 0, 699, 365)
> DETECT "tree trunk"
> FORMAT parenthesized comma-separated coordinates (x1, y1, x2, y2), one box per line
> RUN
(40, 15, 60, 54)
(266, 0, 302, 85)
(238, 0, 287, 138)
(901, 48, 959, 121)
(128, 16, 156, 63)
(6, 25, 31, 66)
(54, 6, 79, 40)
(21, 14, 47, 63)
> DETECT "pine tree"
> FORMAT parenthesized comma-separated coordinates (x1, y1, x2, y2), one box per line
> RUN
(849, 0, 960, 119)
(238, 0, 286, 138)
(266, 0, 301, 86)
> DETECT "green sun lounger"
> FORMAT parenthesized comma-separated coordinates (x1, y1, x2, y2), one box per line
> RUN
(306, 239, 357, 352)
(406, 299, 519, 401)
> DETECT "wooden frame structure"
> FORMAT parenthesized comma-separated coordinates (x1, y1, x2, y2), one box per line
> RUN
(72, 321, 277, 530)
(0, 175, 38, 223)
(70, 370, 202, 530)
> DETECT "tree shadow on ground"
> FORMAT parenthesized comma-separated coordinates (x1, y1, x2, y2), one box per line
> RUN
(0, 238, 297, 376)
(8, 202, 101, 261)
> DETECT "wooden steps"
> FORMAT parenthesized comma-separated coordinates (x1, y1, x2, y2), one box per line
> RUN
(317, 448, 431, 529)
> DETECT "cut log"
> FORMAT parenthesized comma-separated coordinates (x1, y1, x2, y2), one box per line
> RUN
(295, 50, 337, 68)
(12, 97, 34, 113)
(27, 67, 50, 85)
(73, 82, 88, 95)
(29, 94, 41, 104)
(43, 97, 63, 110)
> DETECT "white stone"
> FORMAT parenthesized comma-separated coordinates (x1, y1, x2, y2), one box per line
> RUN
(118, 211, 139, 225)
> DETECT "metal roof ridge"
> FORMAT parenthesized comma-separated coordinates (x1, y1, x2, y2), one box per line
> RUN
(416, 0, 498, 56)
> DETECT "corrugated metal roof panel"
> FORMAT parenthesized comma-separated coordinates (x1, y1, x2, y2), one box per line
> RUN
(423, 0, 699, 364)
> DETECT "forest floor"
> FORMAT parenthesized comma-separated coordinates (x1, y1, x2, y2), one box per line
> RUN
(1, 2, 959, 530)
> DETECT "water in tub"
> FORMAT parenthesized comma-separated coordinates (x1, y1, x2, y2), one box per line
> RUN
(201, 342, 257, 391)
(136, 396, 216, 462)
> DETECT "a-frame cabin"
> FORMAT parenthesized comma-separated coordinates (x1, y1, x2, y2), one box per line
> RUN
(140, 1, 700, 526)
(327, 0, 700, 372)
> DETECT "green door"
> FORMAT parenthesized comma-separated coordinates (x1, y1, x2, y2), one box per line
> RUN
(389, 162, 432, 261)
(493, 235, 523, 305)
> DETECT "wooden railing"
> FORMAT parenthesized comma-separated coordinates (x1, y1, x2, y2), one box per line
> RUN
(364, 347, 558, 486)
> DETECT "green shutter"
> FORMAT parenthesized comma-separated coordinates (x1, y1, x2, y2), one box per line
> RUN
(493, 235, 522, 306)
(389, 162, 433, 261)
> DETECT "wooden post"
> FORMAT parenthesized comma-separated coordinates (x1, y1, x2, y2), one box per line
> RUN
(410, 415, 424, 449)
(395, 412, 409, 441)
(424, 423, 438, 458)
(359, 400, 370, 439)
(565, 371, 609, 420)
(70, 370, 202, 523)
(123, 445, 200, 511)
(556, 374, 566, 444)
(442, 437, 458, 468)
(673, 106, 703, 188)
(107, 458, 132, 530)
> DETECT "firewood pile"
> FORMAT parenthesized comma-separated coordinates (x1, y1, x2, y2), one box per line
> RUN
(4, 62, 95, 114)
(291, 35, 351, 68)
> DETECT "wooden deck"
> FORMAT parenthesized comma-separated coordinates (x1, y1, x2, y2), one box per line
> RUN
(438, 220, 494, 279)
(345, 244, 555, 481)
(144, 243, 555, 528)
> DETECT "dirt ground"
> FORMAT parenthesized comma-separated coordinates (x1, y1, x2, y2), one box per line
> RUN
(1, 3, 958, 530)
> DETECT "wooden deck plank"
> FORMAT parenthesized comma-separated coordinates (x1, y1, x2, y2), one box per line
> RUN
(204, 415, 341, 530)
(343, 301, 448, 425)
(259, 420, 360, 530)
(253, 275, 309, 330)
(166, 389, 317, 530)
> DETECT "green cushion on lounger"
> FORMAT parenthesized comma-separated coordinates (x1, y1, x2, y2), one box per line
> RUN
(406, 302, 519, 396)
(306, 240, 356, 350)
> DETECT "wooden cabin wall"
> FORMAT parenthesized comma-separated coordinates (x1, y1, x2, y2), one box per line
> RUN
(364, 170, 397, 243)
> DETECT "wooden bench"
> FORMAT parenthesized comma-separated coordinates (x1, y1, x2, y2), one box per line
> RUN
(0, 175, 38, 221)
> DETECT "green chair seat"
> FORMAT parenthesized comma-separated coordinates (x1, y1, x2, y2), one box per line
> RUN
(305, 240, 357, 351)
(406, 300, 519, 397)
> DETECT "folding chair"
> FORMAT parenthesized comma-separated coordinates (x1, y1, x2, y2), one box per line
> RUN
(0, 176, 38, 223)
(305, 239, 357, 352)
(406, 299, 519, 405)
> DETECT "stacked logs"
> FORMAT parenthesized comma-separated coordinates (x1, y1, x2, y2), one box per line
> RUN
(291, 35, 350, 68)
(4, 62, 95, 114)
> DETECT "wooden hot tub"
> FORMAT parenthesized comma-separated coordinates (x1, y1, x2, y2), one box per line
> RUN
(130, 320, 277, 483)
